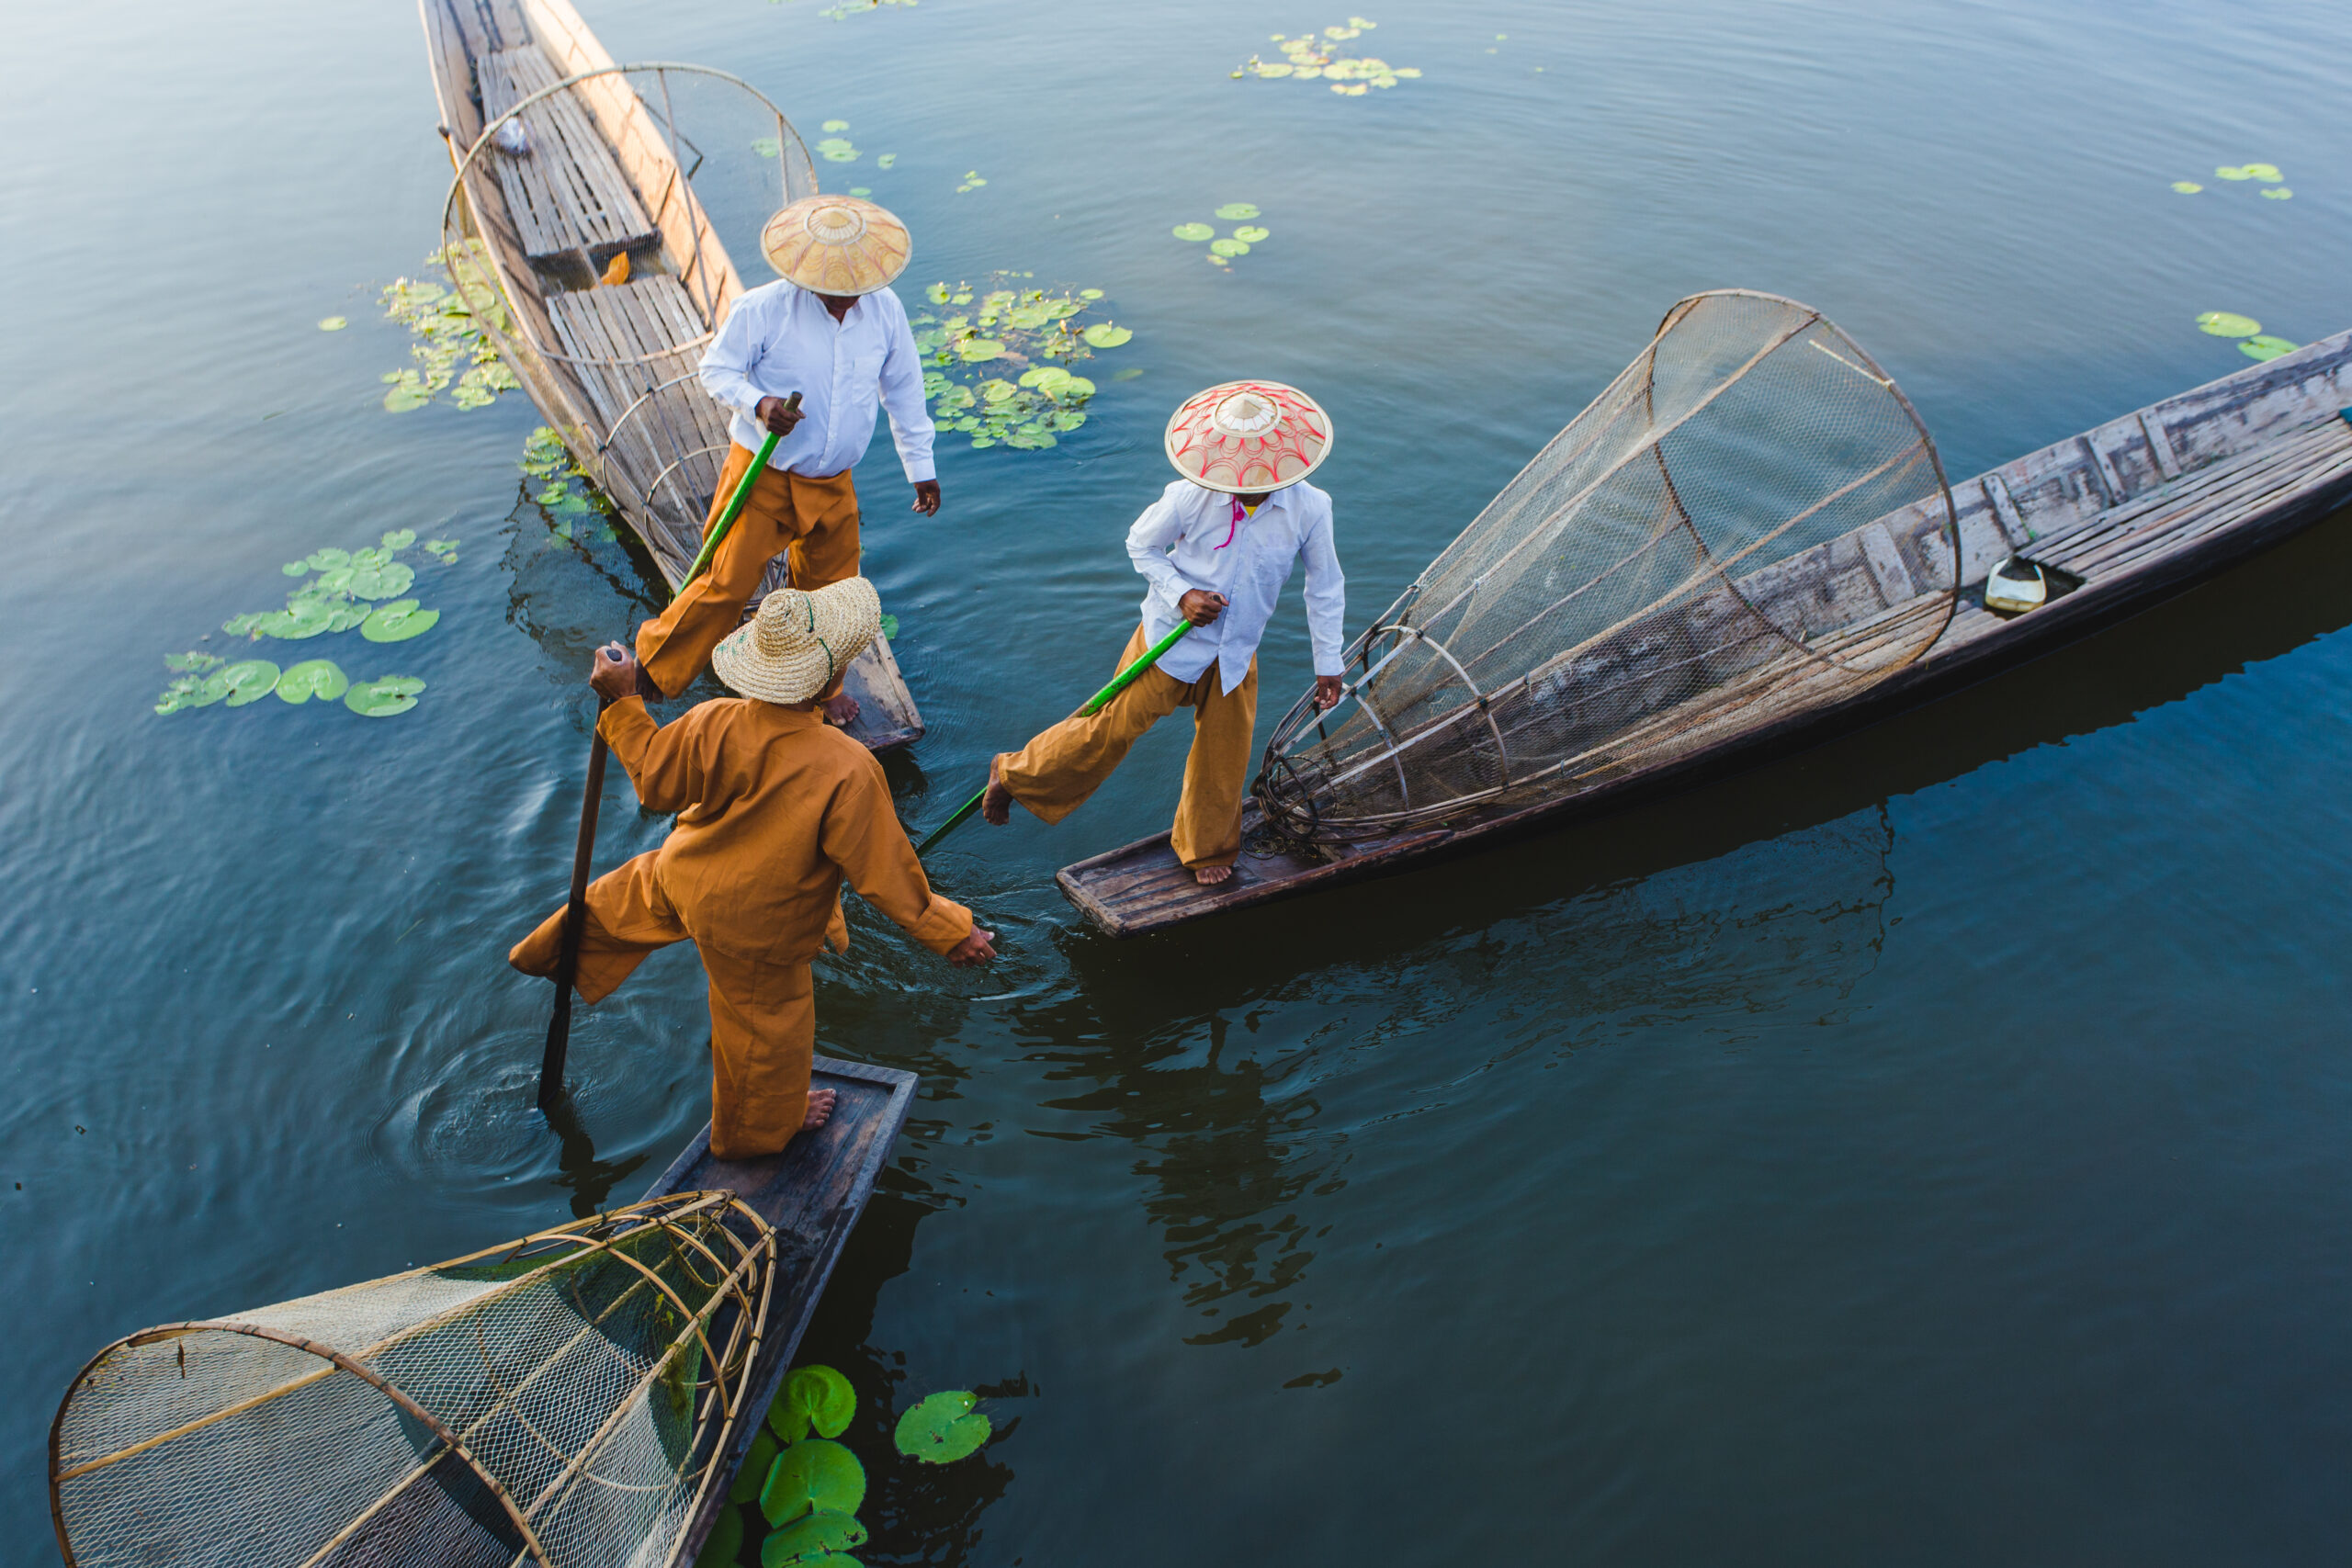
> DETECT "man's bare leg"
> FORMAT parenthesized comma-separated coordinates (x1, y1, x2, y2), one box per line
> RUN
(802, 1087, 838, 1131)
(1194, 863, 1233, 886)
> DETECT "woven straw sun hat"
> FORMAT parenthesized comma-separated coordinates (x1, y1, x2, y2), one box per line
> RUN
(1163, 380, 1333, 494)
(760, 196, 912, 296)
(711, 577, 883, 705)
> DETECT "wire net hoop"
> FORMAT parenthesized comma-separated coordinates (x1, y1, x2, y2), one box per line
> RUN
(1256, 290, 1960, 840)
(50, 1191, 778, 1568)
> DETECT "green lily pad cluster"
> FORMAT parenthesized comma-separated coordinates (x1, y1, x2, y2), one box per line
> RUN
(1174, 203, 1272, 268)
(1235, 18, 1420, 94)
(2175, 162, 2290, 200)
(955, 169, 986, 194)
(2195, 310, 2301, 362)
(695, 1364, 992, 1568)
(522, 426, 618, 544)
(379, 243, 523, 412)
(911, 275, 1131, 451)
(154, 652, 426, 719)
(815, 119, 859, 164)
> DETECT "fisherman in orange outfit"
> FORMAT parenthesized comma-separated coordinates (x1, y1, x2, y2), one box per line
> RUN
(514, 577, 995, 1156)
(632, 196, 940, 719)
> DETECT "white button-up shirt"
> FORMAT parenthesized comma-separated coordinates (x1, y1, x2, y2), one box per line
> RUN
(699, 280, 937, 483)
(1126, 479, 1346, 694)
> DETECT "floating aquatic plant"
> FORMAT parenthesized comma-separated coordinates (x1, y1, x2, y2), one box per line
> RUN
(956, 169, 987, 194)
(894, 1389, 990, 1463)
(759, 1510, 866, 1565)
(522, 426, 618, 544)
(346, 675, 427, 717)
(878, 612, 899, 638)
(911, 274, 1128, 451)
(815, 127, 859, 164)
(2239, 333, 2300, 361)
(2182, 164, 2290, 202)
(318, 316, 347, 331)
(2196, 310, 2261, 337)
(769, 1365, 856, 1442)
(1172, 204, 1273, 268)
(378, 243, 523, 412)
(362, 599, 440, 642)
(752, 136, 783, 158)
(1235, 19, 1419, 93)
(812, 0, 915, 18)
(876, 152, 897, 170)
(2261, 187, 2293, 200)
(2170, 181, 2202, 194)
(759, 1440, 865, 1526)
(275, 660, 350, 704)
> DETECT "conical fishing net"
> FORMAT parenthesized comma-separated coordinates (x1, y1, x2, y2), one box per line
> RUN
(49, 1192, 775, 1568)
(1256, 290, 1959, 841)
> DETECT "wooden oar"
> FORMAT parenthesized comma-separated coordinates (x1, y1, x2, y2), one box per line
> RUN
(537, 412, 794, 1112)
(916, 619, 1195, 855)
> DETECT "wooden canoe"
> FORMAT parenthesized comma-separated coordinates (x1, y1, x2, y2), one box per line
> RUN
(414, 0, 923, 750)
(1060, 330, 2352, 937)
(645, 1055, 917, 1565)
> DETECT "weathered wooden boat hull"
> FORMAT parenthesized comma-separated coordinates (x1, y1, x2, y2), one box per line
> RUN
(416, 0, 924, 751)
(645, 1055, 916, 1566)
(1059, 331, 2352, 936)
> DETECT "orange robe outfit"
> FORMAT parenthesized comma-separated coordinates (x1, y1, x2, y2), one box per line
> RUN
(631, 444, 862, 698)
(512, 694, 969, 1158)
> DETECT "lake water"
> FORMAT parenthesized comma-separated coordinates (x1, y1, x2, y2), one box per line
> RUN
(6, 0, 2352, 1560)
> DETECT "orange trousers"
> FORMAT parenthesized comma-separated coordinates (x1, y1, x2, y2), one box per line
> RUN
(511, 851, 818, 1160)
(995, 623, 1258, 869)
(634, 444, 861, 697)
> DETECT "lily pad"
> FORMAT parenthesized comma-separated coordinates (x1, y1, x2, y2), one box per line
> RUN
(345, 675, 425, 717)
(2245, 163, 2282, 183)
(382, 528, 417, 550)
(1232, 225, 1270, 243)
(164, 651, 222, 674)
(1210, 238, 1251, 257)
(2170, 180, 2202, 193)
(274, 660, 349, 703)
(384, 384, 431, 412)
(307, 547, 353, 571)
(361, 599, 440, 642)
(1214, 202, 1261, 220)
(257, 603, 336, 639)
(760, 1439, 865, 1527)
(219, 660, 281, 707)
(878, 613, 899, 638)
(2215, 164, 2253, 180)
(768, 1364, 857, 1442)
(1172, 221, 1215, 242)
(957, 338, 1005, 362)
(760, 1512, 867, 1568)
(821, 118, 850, 132)
(730, 1430, 780, 1504)
(877, 152, 897, 169)
(1080, 322, 1132, 348)
(752, 136, 782, 158)
(2261, 186, 2293, 199)
(2195, 310, 2260, 337)
(1255, 62, 1295, 76)
(893, 1390, 989, 1463)
(2240, 334, 2299, 361)
(691, 1506, 743, 1568)
(318, 316, 347, 331)
(349, 562, 417, 600)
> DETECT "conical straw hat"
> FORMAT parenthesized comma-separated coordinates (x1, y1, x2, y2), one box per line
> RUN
(760, 196, 912, 296)
(712, 576, 882, 705)
(1163, 379, 1333, 494)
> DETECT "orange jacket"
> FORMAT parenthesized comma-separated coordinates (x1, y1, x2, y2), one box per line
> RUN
(599, 695, 971, 962)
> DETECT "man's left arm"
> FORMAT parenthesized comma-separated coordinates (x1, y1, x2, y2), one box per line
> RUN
(876, 305, 942, 515)
(820, 760, 974, 954)
(1300, 500, 1348, 707)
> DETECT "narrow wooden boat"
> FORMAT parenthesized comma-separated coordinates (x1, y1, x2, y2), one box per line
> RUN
(647, 1055, 917, 1563)
(415, 0, 923, 750)
(1061, 327, 2352, 937)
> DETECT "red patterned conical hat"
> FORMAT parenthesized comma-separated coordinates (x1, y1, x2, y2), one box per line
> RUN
(760, 196, 911, 296)
(1163, 380, 1332, 494)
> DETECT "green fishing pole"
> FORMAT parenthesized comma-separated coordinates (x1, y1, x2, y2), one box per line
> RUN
(680, 393, 798, 590)
(917, 618, 1195, 855)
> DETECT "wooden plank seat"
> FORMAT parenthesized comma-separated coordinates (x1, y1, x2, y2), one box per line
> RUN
(479, 44, 659, 263)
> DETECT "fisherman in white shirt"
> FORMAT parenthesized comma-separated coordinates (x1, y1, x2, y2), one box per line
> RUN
(983, 382, 1346, 886)
(632, 197, 938, 723)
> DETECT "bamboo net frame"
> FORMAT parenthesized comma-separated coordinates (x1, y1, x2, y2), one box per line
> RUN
(49, 1191, 777, 1568)
(1255, 290, 1961, 842)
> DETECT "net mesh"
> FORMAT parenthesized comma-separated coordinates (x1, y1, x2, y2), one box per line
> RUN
(1256, 290, 1959, 841)
(50, 1192, 776, 1568)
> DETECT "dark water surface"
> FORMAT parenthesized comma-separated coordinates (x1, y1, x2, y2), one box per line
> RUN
(6, 0, 2352, 1560)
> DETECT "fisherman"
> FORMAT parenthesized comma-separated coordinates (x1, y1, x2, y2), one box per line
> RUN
(514, 578, 996, 1156)
(981, 380, 1346, 886)
(632, 196, 939, 721)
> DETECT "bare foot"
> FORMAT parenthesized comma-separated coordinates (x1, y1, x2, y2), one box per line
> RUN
(822, 691, 861, 727)
(981, 777, 1013, 826)
(1193, 863, 1234, 886)
(801, 1088, 839, 1131)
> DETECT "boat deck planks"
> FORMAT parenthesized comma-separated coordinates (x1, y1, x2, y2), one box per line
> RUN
(645, 1055, 917, 1566)
(417, 0, 925, 753)
(1060, 332, 2352, 936)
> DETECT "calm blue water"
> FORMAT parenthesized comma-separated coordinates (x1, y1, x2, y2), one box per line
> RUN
(5, 0, 2351, 1561)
